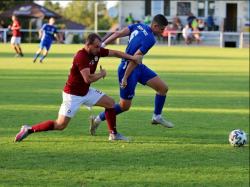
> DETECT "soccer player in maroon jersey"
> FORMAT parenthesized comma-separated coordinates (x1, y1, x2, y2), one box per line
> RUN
(8, 15, 23, 57)
(14, 33, 142, 142)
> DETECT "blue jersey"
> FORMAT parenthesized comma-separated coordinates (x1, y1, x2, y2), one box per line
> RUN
(121, 23, 156, 65)
(41, 24, 57, 43)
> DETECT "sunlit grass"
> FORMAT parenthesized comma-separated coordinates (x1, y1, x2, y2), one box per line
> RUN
(0, 44, 249, 187)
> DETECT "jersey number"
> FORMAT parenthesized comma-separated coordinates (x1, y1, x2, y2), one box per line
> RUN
(124, 30, 139, 69)
(128, 30, 138, 43)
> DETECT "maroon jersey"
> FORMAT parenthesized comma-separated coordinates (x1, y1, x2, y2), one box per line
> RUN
(12, 20, 21, 37)
(63, 47, 109, 96)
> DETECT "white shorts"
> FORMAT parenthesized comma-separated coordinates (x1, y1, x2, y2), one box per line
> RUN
(11, 37, 21, 44)
(59, 88, 105, 118)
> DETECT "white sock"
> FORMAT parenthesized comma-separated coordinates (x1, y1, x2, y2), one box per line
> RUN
(153, 114, 162, 119)
(95, 115, 102, 124)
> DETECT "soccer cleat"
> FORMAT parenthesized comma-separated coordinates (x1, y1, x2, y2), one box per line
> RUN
(89, 115, 99, 136)
(40, 60, 42, 63)
(14, 125, 31, 142)
(151, 117, 174, 128)
(33, 59, 36, 63)
(19, 54, 24, 57)
(109, 133, 131, 141)
(15, 53, 19, 57)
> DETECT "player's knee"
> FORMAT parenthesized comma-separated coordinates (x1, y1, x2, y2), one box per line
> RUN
(119, 102, 131, 111)
(105, 98, 115, 109)
(54, 120, 68, 130)
(159, 84, 168, 95)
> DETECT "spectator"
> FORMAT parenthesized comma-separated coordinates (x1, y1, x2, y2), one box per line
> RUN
(144, 14, 152, 25)
(172, 14, 181, 30)
(207, 14, 215, 31)
(191, 18, 198, 30)
(125, 13, 134, 26)
(182, 24, 193, 45)
(198, 19, 205, 31)
(187, 13, 196, 28)
(193, 26, 202, 45)
(175, 22, 183, 44)
(59, 27, 68, 43)
(1, 20, 7, 40)
(162, 24, 177, 44)
(0, 25, 3, 43)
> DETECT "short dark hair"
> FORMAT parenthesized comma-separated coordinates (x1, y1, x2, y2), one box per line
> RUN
(152, 14, 168, 26)
(87, 33, 102, 45)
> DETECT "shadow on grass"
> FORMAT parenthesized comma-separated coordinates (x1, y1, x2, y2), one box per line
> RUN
(145, 54, 249, 60)
(0, 52, 75, 58)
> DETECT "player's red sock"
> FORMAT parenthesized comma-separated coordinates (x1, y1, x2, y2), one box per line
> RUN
(105, 108, 117, 134)
(31, 120, 55, 133)
(18, 46, 23, 55)
(14, 46, 19, 53)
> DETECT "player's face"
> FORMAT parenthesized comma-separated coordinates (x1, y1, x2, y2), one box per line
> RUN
(152, 24, 166, 36)
(88, 38, 101, 56)
(49, 18, 55, 25)
(12, 16, 16, 21)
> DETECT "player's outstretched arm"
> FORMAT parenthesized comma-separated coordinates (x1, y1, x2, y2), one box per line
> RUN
(108, 49, 142, 64)
(102, 27, 130, 47)
(80, 66, 106, 84)
(38, 29, 43, 38)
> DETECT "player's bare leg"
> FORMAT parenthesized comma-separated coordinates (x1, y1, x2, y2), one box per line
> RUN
(146, 76, 174, 128)
(14, 115, 71, 142)
(40, 49, 49, 63)
(90, 95, 130, 140)
(11, 43, 19, 57)
(16, 43, 23, 57)
(34, 48, 43, 62)
(54, 114, 71, 130)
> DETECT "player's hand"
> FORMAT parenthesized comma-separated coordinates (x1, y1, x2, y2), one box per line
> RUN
(8, 25, 11, 30)
(38, 34, 42, 39)
(100, 65, 106, 79)
(133, 55, 143, 64)
(120, 78, 127, 89)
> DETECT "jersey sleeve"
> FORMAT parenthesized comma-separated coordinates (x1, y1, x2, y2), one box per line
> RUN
(41, 24, 46, 30)
(74, 51, 90, 71)
(54, 26, 58, 34)
(139, 37, 155, 55)
(15, 21, 20, 27)
(99, 47, 109, 57)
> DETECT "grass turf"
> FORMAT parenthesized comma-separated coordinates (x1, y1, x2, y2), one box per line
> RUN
(0, 43, 249, 187)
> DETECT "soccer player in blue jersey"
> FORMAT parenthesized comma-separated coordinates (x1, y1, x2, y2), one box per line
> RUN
(89, 14, 174, 137)
(33, 17, 61, 63)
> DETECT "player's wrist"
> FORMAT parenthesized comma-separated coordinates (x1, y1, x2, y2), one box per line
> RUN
(101, 42, 106, 48)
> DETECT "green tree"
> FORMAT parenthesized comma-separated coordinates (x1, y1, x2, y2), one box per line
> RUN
(0, 0, 33, 14)
(43, 1, 62, 15)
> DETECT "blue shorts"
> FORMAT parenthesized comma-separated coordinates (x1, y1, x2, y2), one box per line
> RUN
(39, 40, 52, 51)
(118, 62, 157, 100)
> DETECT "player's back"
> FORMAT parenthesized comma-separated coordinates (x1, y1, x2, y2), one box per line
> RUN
(122, 23, 155, 64)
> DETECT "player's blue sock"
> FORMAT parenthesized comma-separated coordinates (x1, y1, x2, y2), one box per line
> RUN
(99, 103, 123, 121)
(154, 94, 166, 115)
(34, 53, 40, 60)
(40, 55, 46, 62)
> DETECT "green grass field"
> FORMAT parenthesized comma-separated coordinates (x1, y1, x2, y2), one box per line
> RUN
(0, 43, 249, 187)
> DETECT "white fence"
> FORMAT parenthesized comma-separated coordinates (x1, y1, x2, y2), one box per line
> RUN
(0, 28, 249, 48)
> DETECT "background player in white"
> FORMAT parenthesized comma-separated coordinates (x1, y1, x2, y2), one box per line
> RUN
(90, 14, 174, 137)
(14, 33, 142, 142)
(33, 17, 61, 63)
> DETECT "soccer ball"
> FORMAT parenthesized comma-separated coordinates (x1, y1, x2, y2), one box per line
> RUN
(229, 129, 247, 147)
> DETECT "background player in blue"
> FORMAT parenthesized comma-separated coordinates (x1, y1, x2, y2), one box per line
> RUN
(89, 14, 174, 137)
(33, 17, 61, 63)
